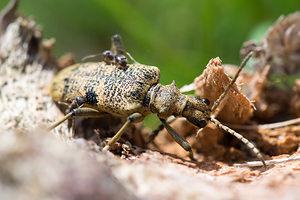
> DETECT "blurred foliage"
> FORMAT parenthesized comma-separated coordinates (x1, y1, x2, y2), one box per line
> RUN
(1, 0, 299, 128)
(1, 0, 299, 85)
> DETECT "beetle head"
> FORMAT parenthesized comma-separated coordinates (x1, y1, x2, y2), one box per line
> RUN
(182, 96, 211, 128)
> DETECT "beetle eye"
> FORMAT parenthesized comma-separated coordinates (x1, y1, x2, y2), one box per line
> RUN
(102, 50, 114, 60)
(116, 55, 127, 67)
(201, 98, 210, 106)
(187, 116, 207, 128)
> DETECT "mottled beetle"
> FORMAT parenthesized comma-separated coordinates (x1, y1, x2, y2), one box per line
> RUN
(49, 35, 266, 167)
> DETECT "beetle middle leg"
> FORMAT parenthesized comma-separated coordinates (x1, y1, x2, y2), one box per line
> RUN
(111, 34, 125, 56)
(103, 113, 144, 151)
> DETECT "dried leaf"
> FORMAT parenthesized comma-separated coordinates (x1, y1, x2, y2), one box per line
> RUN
(194, 57, 253, 124)
(223, 64, 277, 120)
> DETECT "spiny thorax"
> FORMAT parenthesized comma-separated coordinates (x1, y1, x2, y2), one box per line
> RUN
(145, 82, 188, 119)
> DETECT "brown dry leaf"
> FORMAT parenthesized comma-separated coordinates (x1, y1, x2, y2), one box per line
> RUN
(223, 64, 282, 120)
(224, 64, 270, 106)
(241, 12, 300, 74)
(194, 57, 253, 124)
(239, 12, 300, 121)
(262, 12, 300, 74)
(226, 64, 292, 121)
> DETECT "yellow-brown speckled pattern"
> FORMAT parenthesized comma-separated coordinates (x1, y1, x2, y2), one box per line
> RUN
(49, 62, 160, 117)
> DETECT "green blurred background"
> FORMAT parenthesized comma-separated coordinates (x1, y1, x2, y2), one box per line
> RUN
(1, 0, 299, 127)
(1, 0, 299, 85)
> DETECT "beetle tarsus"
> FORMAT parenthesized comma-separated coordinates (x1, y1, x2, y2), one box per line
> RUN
(188, 150, 195, 161)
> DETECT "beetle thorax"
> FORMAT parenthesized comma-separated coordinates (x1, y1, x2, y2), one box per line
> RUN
(146, 81, 188, 119)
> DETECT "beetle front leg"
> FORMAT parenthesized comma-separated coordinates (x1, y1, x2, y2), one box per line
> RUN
(147, 116, 176, 144)
(103, 113, 144, 151)
(160, 118, 195, 161)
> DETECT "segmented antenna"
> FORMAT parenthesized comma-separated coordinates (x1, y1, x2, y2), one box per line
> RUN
(208, 51, 266, 168)
(211, 51, 253, 112)
(211, 117, 266, 168)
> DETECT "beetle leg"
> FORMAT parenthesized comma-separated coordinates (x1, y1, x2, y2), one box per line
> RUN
(111, 34, 125, 56)
(103, 113, 144, 151)
(126, 52, 140, 64)
(160, 118, 195, 161)
(147, 116, 176, 145)
(48, 107, 109, 130)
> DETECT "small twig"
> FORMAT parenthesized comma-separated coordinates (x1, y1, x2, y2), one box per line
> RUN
(234, 156, 300, 167)
(227, 117, 300, 130)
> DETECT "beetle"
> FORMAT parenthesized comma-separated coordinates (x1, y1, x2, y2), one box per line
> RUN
(49, 35, 266, 167)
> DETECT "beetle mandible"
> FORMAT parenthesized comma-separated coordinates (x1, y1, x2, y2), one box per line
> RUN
(49, 35, 266, 167)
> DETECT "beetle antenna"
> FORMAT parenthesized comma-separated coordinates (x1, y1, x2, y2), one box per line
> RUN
(210, 117, 266, 168)
(211, 51, 253, 112)
(126, 52, 140, 64)
(81, 53, 102, 61)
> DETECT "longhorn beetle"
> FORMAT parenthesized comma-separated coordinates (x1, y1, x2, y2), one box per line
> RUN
(49, 35, 266, 168)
